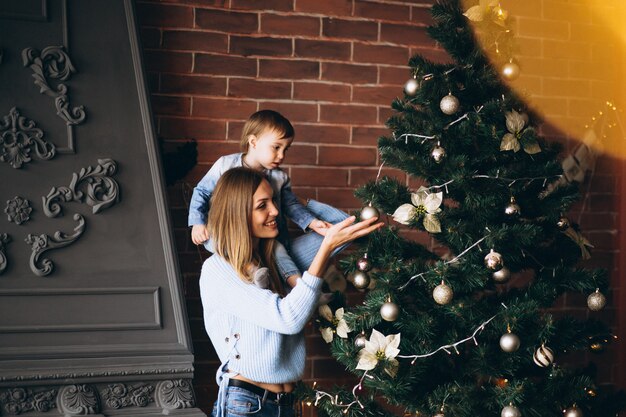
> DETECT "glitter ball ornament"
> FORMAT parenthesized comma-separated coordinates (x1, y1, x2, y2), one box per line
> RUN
(439, 93, 460, 115)
(380, 300, 399, 322)
(404, 78, 419, 96)
(359, 205, 380, 222)
(556, 216, 571, 231)
(533, 345, 555, 367)
(431, 144, 447, 163)
(500, 331, 521, 352)
(501, 405, 521, 417)
(502, 61, 521, 81)
(563, 406, 583, 417)
(354, 332, 367, 349)
(504, 196, 521, 218)
(484, 249, 504, 271)
(587, 289, 606, 311)
(357, 254, 372, 272)
(433, 281, 453, 305)
(433, 413, 445, 417)
(493, 266, 511, 283)
(352, 271, 371, 290)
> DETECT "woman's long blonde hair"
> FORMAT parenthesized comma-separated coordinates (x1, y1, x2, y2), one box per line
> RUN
(208, 167, 284, 295)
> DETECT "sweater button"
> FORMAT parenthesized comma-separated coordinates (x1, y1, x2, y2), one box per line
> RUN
(234, 333, 240, 339)
(225, 337, 229, 343)
(235, 354, 241, 360)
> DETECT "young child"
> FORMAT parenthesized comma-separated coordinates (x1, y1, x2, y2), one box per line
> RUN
(188, 110, 349, 287)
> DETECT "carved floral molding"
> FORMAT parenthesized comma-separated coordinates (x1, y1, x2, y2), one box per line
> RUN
(0, 233, 10, 275)
(0, 107, 55, 168)
(0, 387, 57, 415)
(5, 196, 32, 225)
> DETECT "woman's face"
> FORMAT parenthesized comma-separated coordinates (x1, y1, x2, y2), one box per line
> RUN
(250, 179, 279, 239)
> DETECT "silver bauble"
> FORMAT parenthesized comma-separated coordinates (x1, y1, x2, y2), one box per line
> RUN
(533, 345, 555, 367)
(360, 205, 380, 221)
(433, 413, 445, 417)
(587, 289, 606, 311)
(504, 197, 521, 218)
(357, 255, 372, 272)
(439, 93, 460, 115)
(499, 332, 521, 352)
(352, 271, 371, 290)
(501, 405, 521, 417)
(502, 61, 521, 81)
(433, 282, 453, 305)
(380, 301, 399, 322)
(493, 266, 511, 283)
(404, 78, 419, 96)
(563, 406, 583, 417)
(556, 216, 571, 231)
(431, 145, 447, 163)
(354, 332, 367, 349)
(484, 249, 504, 271)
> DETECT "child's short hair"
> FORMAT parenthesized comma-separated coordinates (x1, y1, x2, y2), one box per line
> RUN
(240, 110, 295, 152)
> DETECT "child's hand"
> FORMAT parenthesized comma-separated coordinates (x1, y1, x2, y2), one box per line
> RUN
(309, 219, 333, 236)
(191, 224, 209, 245)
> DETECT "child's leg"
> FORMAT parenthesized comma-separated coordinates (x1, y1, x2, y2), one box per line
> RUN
(274, 240, 301, 286)
(306, 199, 350, 224)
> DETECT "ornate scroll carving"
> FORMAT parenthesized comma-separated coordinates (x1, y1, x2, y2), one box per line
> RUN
(22, 46, 86, 126)
(0, 234, 10, 275)
(25, 214, 85, 277)
(101, 383, 154, 409)
(43, 159, 119, 217)
(57, 385, 99, 415)
(0, 107, 56, 168)
(0, 387, 58, 415)
(155, 380, 195, 410)
(5, 196, 32, 225)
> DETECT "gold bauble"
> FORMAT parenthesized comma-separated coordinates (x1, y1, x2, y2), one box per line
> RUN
(499, 332, 521, 352)
(431, 145, 447, 163)
(357, 255, 372, 272)
(563, 406, 583, 417)
(587, 289, 606, 311)
(504, 196, 521, 218)
(501, 405, 521, 417)
(501, 61, 520, 81)
(433, 282, 453, 305)
(352, 271, 371, 290)
(360, 205, 380, 221)
(556, 216, 571, 231)
(404, 78, 419, 96)
(354, 332, 367, 348)
(439, 93, 460, 115)
(484, 249, 504, 271)
(533, 345, 554, 367)
(380, 301, 399, 321)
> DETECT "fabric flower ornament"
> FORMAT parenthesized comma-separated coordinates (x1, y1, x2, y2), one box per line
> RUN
(563, 227, 594, 260)
(500, 110, 541, 154)
(356, 329, 401, 377)
(392, 186, 442, 233)
(464, 0, 508, 27)
(318, 305, 350, 343)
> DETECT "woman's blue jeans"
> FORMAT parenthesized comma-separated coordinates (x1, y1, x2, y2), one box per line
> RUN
(211, 386, 295, 417)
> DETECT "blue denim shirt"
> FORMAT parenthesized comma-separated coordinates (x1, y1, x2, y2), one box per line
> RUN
(188, 153, 316, 245)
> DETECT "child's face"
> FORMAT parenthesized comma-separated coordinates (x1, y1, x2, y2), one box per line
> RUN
(247, 129, 292, 170)
(250, 179, 279, 239)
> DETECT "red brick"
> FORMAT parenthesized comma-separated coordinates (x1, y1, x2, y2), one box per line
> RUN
(517, 17, 570, 41)
(544, 40, 592, 61)
(543, 0, 593, 23)
(195, 9, 258, 33)
(231, 0, 293, 11)
(543, 78, 591, 98)
(257, 102, 318, 122)
(354, 2, 411, 22)
(161, 74, 227, 95)
(320, 104, 378, 124)
(319, 146, 377, 166)
(136, 3, 193, 28)
(229, 78, 291, 99)
(294, 39, 351, 60)
(322, 18, 378, 41)
(230, 35, 293, 57)
(282, 144, 317, 165)
(261, 13, 320, 36)
(291, 167, 349, 186)
(317, 187, 360, 209)
(192, 98, 257, 118)
(195, 141, 241, 163)
(140, 27, 161, 49)
(378, 106, 395, 124)
(259, 59, 320, 79)
(501, 0, 542, 18)
(353, 43, 409, 65)
(379, 66, 411, 85)
(380, 23, 432, 46)
(352, 126, 389, 145)
(151, 95, 191, 116)
(293, 82, 351, 102)
(293, 124, 350, 144)
(143, 50, 193, 73)
(353, 85, 400, 105)
(295, 0, 352, 16)
(194, 54, 257, 76)
(227, 121, 245, 141)
(411, 6, 434, 25)
(321, 62, 377, 84)
(163, 30, 228, 53)
(350, 167, 406, 188)
(160, 118, 226, 140)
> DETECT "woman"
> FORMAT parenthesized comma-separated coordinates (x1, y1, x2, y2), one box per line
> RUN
(200, 167, 383, 417)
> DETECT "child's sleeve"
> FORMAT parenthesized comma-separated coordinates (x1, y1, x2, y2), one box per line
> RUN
(187, 160, 224, 226)
(281, 176, 316, 231)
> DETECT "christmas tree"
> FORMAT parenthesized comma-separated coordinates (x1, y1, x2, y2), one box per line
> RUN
(300, 1, 625, 417)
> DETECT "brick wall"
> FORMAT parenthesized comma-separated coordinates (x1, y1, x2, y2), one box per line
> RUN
(135, 0, 624, 413)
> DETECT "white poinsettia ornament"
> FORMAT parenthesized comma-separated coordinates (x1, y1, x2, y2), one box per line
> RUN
(318, 305, 350, 343)
(463, 0, 508, 26)
(392, 186, 442, 233)
(356, 329, 401, 377)
(500, 110, 541, 154)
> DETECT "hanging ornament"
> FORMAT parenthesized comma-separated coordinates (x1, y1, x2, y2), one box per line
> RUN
(433, 408, 445, 417)
(587, 288, 606, 311)
(352, 271, 371, 290)
(439, 92, 459, 115)
(431, 142, 447, 163)
(359, 204, 380, 222)
(504, 196, 521, 218)
(354, 332, 367, 349)
(380, 299, 399, 322)
(563, 406, 583, 417)
(493, 266, 511, 283)
(556, 216, 571, 231)
(433, 281, 453, 305)
(501, 60, 521, 81)
(499, 328, 521, 352)
(484, 249, 504, 271)
(501, 405, 521, 417)
(404, 77, 419, 96)
(533, 344, 555, 367)
(357, 253, 372, 272)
